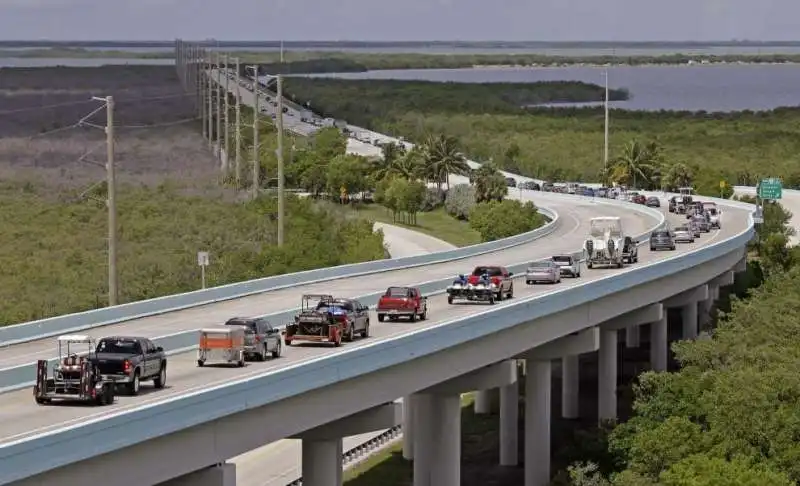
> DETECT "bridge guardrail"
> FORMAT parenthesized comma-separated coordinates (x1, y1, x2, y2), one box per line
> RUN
(0, 197, 665, 393)
(0, 200, 697, 484)
(0, 205, 561, 348)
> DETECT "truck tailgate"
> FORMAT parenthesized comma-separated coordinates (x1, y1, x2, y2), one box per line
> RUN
(378, 298, 411, 309)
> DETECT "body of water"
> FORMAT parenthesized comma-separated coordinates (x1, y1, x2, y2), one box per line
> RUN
(2, 57, 798, 112)
(7, 45, 800, 56)
(0, 57, 174, 67)
(306, 64, 800, 112)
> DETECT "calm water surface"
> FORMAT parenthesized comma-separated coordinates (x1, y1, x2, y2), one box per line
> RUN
(306, 64, 800, 112)
(2, 57, 798, 112)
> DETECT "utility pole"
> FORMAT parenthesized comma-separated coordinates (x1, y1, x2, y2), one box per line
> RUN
(235, 58, 242, 188)
(603, 69, 610, 178)
(276, 74, 285, 246)
(103, 96, 119, 306)
(207, 49, 213, 149)
(215, 51, 222, 161)
(252, 65, 259, 199)
(200, 49, 207, 141)
(223, 54, 230, 174)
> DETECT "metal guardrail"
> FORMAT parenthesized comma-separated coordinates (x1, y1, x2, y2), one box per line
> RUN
(0, 199, 663, 393)
(6, 199, 737, 484)
(0, 205, 562, 348)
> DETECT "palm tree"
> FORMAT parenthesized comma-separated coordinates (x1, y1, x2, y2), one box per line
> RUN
(663, 162, 693, 190)
(612, 139, 654, 189)
(420, 134, 470, 190)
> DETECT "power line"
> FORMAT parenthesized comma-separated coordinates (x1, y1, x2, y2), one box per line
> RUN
(0, 92, 194, 117)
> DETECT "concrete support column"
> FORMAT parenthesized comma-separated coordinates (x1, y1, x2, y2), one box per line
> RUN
(403, 395, 414, 460)
(712, 285, 720, 300)
(699, 296, 713, 331)
(681, 302, 698, 340)
(162, 463, 236, 486)
(413, 394, 433, 486)
(302, 439, 343, 486)
(561, 354, 580, 419)
(524, 360, 551, 486)
(429, 394, 461, 486)
(650, 315, 668, 372)
(598, 329, 618, 421)
(474, 388, 499, 414)
(625, 325, 640, 348)
(500, 379, 519, 466)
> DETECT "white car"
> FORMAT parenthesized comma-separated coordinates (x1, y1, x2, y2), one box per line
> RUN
(706, 208, 721, 229)
(583, 217, 630, 269)
(673, 225, 695, 243)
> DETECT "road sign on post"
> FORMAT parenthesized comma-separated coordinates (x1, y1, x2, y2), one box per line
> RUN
(197, 251, 210, 289)
(758, 178, 782, 200)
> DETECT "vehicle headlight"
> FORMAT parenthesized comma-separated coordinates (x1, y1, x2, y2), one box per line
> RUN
(490, 283, 498, 288)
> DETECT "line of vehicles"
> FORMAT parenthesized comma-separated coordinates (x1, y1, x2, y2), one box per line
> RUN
(31, 197, 721, 407)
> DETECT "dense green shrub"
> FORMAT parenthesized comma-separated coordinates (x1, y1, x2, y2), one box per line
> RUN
(469, 200, 545, 241)
(444, 184, 476, 220)
(421, 187, 445, 211)
(0, 182, 385, 325)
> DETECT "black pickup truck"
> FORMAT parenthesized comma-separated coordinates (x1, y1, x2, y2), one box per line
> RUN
(92, 336, 167, 396)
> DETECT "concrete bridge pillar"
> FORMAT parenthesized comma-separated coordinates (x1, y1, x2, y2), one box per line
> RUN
(664, 285, 708, 340)
(293, 402, 402, 486)
(525, 359, 551, 486)
(516, 329, 600, 485)
(474, 388, 499, 414)
(402, 395, 414, 460)
(598, 304, 663, 420)
(598, 329, 618, 421)
(625, 325, 641, 348)
(561, 354, 580, 419)
(650, 313, 668, 371)
(160, 463, 236, 486)
(417, 360, 518, 481)
(302, 439, 342, 486)
(499, 366, 520, 466)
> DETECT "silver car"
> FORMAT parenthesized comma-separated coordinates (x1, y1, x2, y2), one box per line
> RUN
(691, 215, 710, 233)
(526, 260, 561, 284)
(673, 226, 695, 243)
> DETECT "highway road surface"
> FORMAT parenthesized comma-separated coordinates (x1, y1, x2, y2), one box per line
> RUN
(374, 222, 457, 258)
(0, 203, 750, 486)
(0, 194, 650, 369)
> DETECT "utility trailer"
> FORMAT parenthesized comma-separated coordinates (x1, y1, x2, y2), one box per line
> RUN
(33, 335, 115, 406)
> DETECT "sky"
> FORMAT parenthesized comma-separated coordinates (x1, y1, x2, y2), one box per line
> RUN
(0, 0, 797, 42)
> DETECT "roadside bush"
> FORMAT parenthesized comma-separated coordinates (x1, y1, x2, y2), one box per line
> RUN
(469, 199, 544, 241)
(422, 187, 445, 211)
(444, 183, 475, 220)
(0, 182, 385, 325)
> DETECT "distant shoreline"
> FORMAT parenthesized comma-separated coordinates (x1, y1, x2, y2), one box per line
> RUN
(3, 48, 800, 73)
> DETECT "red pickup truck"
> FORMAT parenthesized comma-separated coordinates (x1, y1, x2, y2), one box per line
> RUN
(376, 286, 428, 322)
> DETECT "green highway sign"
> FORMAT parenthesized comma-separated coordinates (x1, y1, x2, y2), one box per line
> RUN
(758, 178, 783, 200)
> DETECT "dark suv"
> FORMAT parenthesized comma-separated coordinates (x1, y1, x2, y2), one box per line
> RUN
(650, 229, 676, 251)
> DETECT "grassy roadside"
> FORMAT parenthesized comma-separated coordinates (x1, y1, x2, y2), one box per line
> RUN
(354, 205, 483, 248)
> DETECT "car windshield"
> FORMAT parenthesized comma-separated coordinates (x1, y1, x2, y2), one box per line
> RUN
(675, 226, 689, 232)
(472, 267, 502, 276)
(226, 319, 256, 332)
(529, 261, 551, 269)
(319, 299, 353, 311)
(96, 339, 141, 354)
(386, 287, 409, 297)
(653, 231, 670, 237)
(552, 256, 572, 263)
